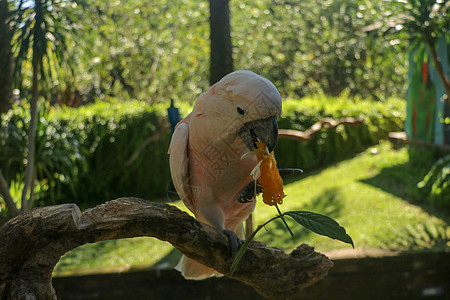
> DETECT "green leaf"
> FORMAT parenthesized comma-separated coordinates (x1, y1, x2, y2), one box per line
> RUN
(285, 211, 354, 248)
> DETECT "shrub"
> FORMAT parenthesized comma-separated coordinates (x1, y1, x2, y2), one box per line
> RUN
(0, 101, 86, 207)
(276, 96, 405, 169)
(50, 100, 179, 206)
(418, 154, 450, 209)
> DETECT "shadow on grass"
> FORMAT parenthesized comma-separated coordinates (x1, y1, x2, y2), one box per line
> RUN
(360, 147, 449, 220)
(280, 150, 365, 186)
(150, 248, 183, 270)
(373, 222, 450, 253)
(258, 187, 345, 250)
(361, 147, 450, 252)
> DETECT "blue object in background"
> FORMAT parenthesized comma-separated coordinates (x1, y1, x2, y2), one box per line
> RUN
(406, 35, 450, 145)
(167, 99, 180, 134)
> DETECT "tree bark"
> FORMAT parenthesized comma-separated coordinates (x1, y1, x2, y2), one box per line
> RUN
(0, 198, 333, 300)
(209, 0, 233, 85)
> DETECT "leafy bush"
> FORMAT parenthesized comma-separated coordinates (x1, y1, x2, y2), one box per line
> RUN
(276, 96, 405, 169)
(50, 100, 183, 206)
(418, 154, 450, 209)
(0, 101, 86, 207)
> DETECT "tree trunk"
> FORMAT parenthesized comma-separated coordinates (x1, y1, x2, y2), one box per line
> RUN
(0, 198, 333, 300)
(21, 50, 40, 212)
(209, 0, 233, 85)
(0, 0, 13, 114)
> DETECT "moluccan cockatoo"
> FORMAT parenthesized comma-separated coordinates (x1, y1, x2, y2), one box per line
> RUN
(168, 70, 282, 279)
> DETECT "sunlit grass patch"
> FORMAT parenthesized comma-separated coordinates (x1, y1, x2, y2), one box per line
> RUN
(252, 141, 449, 252)
(53, 237, 173, 276)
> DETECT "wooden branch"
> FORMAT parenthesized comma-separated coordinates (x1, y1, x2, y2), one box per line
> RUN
(389, 131, 450, 153)
(279, 117, 364, 142)
(0, 198, 333, 300)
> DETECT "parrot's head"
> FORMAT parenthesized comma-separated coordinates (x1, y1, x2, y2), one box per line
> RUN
(194, 70, 282, 153)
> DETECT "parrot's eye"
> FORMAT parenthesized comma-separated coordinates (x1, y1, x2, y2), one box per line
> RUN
(237, 107, 245, 115)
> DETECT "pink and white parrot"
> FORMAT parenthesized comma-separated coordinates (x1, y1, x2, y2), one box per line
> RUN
(168, 70, 282, 279)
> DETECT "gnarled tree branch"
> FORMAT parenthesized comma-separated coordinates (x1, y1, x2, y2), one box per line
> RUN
(0, 198, 333, 300)
(279, 117, 364, 142)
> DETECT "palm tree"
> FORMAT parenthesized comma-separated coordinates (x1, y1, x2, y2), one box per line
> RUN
(0, 0, 83, 221)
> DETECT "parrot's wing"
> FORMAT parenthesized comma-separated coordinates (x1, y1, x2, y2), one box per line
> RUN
(168, 122, 194, 212)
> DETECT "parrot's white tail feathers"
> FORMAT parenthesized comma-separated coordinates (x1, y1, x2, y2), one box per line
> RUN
(175, 255, 223, 280)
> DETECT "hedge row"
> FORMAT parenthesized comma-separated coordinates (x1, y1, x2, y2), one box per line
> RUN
(49, 100, 185, 206)
(1, 97, 405, 208)
(276, 96, 405, 170)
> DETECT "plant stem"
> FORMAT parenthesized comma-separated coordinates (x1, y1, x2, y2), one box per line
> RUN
(230, 214, 281, 274)
(275, 203, 294, 237)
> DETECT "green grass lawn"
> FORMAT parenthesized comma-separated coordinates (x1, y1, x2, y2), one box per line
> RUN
(53, 141, 450, 276)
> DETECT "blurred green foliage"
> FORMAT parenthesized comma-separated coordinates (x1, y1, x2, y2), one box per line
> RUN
(0, 101, 86, 209)
(418, 154, 450, 209)
(67, 0, 210, 103)
(10, 0, 412, 103)
(400, 0, 449, 45)
(231, 0, 409, 99)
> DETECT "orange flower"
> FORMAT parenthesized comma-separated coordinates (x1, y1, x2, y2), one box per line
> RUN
(252, 142, 286, 206)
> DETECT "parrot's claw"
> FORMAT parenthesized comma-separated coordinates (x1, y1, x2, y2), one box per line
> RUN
(222, 229, 243, 259)
(237, 181, 262, 203)
(238, 196, 253, 203)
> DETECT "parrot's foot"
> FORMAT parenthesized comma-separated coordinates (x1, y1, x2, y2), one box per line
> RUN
(278, 168, 303, 176)
(222, 229, 243, 259)
(238, 181, 262, 203)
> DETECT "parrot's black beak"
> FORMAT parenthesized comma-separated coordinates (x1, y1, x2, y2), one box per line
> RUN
(238, 115, 278, 153)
